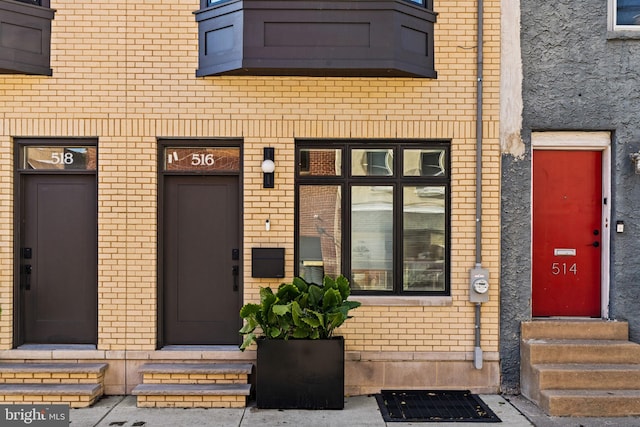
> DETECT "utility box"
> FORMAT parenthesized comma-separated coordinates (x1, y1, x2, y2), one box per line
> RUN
(469, 266, 489, 303)
(252, 247, 285, 278)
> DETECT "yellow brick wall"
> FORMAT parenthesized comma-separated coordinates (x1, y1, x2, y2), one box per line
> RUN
(0, 0, 500, 355)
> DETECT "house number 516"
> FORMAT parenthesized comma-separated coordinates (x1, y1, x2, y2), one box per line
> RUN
(191, 153, 215, 167)
(551, 262, 577, 275)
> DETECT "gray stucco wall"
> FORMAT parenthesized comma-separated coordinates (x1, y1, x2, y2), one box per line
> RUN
(500, 1, 640, 393)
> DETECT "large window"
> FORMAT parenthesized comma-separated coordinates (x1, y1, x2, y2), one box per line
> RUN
(296, 141, 450, 295)
(612, 0, 640, 29)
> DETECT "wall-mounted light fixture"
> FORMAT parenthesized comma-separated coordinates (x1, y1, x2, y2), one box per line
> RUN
(262, 147, 275, 188)
(630, 152, 640, 175)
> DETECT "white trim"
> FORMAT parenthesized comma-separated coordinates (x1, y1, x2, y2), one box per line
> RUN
(531, 131, 612, 319)
(532, 131, 611, 148)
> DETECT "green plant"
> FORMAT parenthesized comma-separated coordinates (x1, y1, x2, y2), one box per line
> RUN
(239, 275, 361, 351)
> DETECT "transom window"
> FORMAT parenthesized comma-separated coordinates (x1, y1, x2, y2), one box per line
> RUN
(295, 141, 450, 296)
(611, 0, 640, 30)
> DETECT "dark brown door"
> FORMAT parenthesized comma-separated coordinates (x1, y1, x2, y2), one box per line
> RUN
(21, 174, 97, 344)
(163, 175, 240, 345)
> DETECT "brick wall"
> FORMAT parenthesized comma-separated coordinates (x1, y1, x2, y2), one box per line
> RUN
(0, 0, 500, 366)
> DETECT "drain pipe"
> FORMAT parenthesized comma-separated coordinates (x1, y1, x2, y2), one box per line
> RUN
(473, 0, 485, 371)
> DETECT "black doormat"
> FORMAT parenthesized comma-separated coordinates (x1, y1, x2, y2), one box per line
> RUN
(375, 390, 501, 423)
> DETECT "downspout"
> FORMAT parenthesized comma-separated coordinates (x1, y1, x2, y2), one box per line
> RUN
(473, 0, 485, 370)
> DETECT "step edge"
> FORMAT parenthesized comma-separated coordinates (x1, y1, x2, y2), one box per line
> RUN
(132, 383, 251, 396)
(0, 363, 108, 374)
(0, 383, 102, 395)
(138, 363, 253, 375)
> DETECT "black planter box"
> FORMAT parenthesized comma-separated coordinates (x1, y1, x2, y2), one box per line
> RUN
(256, 337, 345, 409)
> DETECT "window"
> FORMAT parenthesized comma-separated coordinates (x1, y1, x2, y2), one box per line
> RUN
(14, 0, 43, 5)
(296, 141, 450, 295)
(611, 0, 640, 29)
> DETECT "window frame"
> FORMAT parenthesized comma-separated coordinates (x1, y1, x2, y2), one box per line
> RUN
(609, 0, 640, 31)
(295, 140, 451, 296)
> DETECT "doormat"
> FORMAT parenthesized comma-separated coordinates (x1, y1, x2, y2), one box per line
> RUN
(375, 390, 501, 423)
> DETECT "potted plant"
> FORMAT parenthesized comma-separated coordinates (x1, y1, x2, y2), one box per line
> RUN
(239, 275, 361, 409)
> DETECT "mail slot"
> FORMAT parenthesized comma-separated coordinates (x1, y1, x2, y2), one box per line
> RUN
(252, 247, 285, 278)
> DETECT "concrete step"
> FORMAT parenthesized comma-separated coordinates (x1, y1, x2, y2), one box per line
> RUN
(522, 320, 628, 341)
(132, 383, 251, 408)
(534, 363, 640, 390)
(523, 339, 640, 364)
(540, 389, 640, 417)
(132, 383, 251, 395)
(139, 363, 252, 375)
(0, 363, 107, 408)
(0, 383, 102, 408)
(0, 363, 108, 384)
(133, 362, 254, 408)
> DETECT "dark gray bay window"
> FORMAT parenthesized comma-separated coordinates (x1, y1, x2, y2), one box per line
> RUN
(0, 0, 54, 75)
(195, 0, 437, 78)
(295, 141, 450, 296)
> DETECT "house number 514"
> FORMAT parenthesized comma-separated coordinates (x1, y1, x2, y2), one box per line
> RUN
(551, 262, 577, 275)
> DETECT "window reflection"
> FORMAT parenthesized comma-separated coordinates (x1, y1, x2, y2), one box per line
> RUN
(299, 148, 342, 176)
(352, 149, 393, 176)
(403, 186, 445, 291)
(351, 186, 393, 291)
(298, 185, 342, 284)
(404, 149, 446, 177)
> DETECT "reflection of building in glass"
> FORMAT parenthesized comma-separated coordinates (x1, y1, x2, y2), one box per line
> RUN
(25, 146, 96, 170)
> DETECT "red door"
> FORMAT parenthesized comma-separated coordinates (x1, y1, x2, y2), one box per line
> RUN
(532, 150, 602, 317)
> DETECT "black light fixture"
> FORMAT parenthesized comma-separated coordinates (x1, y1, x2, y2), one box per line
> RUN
(261, 147, 275, 188)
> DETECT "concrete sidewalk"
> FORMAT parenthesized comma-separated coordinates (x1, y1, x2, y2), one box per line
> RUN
(69, 394, 534, 427)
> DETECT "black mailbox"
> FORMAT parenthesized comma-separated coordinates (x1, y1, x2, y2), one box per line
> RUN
(252, 247, 285, 278)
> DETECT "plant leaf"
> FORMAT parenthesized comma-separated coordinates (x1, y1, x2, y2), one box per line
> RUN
(292, 276, 309, 293)
(322, 288, 341, 311)
(272, 303, 291, 316)
(336, 275, 351, 300)
(239, 303, 261, 319)
(308, 284, 324, 307)
(276, 283, 300, 302)
(239, 332, 256, 351)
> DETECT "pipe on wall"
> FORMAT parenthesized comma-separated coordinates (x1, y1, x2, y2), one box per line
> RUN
(473, 0, 485, 370)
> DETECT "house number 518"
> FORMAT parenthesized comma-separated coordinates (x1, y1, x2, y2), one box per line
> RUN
(551, 262, 577, 275)
(51, 152, 74, 165)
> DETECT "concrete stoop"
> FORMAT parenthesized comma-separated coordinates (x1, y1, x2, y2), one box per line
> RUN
(131, 363, 253, 408)
(0, 363, 108, 408)
(521, 320, 640, 417)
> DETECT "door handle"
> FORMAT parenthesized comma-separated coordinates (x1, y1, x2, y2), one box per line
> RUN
(22, 264, 32, 290)
(232, 265, 239, 291)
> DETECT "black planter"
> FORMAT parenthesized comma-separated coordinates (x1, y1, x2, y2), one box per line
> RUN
(256, 336, 345, 409)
